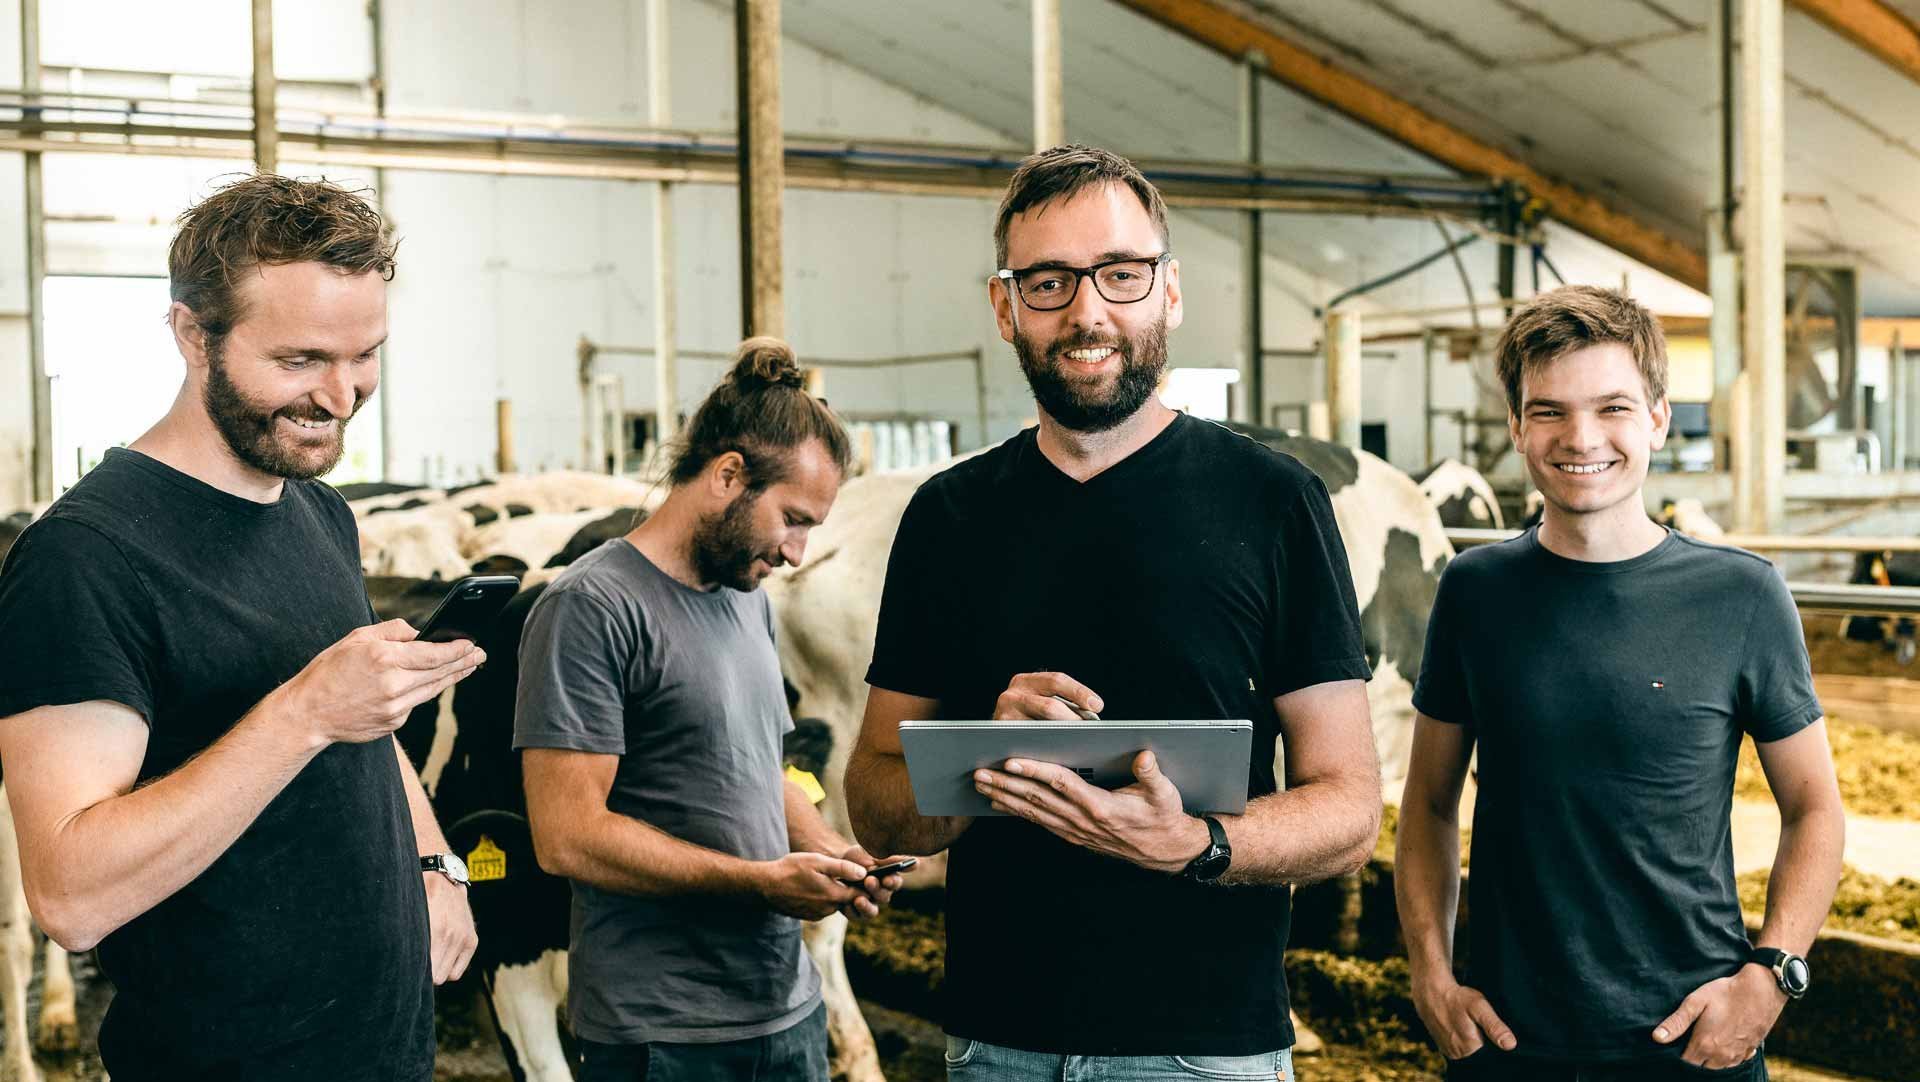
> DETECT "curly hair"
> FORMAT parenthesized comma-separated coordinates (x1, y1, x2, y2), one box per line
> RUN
(168, 174, 397, 353)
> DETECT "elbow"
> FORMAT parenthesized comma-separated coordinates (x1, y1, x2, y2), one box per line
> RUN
(25, 883, 106, 953)
(1340, 800, 1385, 877)
(526, 822, 577, 880)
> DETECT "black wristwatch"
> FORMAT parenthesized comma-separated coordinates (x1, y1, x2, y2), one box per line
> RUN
(1181, 816, 1232, 882)
(1749, 946, 1809, 999)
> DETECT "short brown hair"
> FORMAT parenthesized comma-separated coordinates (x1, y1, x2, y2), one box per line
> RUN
(1495, 285, 1667, 417)
(669, 337, 853, 490)
(168, 174, 397, 354)
(993, 145, 1170, 268)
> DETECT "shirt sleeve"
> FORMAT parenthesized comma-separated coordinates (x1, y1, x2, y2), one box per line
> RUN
(863, 485, 951, 699)
(1264, 473, 1374, 696)
(1410, 560, 1471, 726)
(1736, 563, 1822, 742)
(512, 586, 641, 755)
(0, 517, 162, 724)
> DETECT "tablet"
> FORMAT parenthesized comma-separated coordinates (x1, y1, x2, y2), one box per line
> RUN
(899, 719, 1253, 817)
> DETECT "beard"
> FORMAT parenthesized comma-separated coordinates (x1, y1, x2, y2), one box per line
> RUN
(203, 343, 361, 481)
(1015, 309, 1169, 433)
(692, 490, 782, 592)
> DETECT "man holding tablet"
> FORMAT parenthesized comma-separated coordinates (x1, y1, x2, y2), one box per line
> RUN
(846, 145, 1383, 1078)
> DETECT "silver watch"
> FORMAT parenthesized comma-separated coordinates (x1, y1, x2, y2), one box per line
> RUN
(421, 852, 470, 887)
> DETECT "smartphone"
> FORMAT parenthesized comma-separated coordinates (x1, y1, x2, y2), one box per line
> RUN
(843, 857, 918, 884)
(414, 575, 521, 644)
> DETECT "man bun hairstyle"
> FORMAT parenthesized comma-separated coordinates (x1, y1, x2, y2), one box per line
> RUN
(1495, 284, 1668, 417)
(668, 336, 853, 491)
(168, 173, 397, 358)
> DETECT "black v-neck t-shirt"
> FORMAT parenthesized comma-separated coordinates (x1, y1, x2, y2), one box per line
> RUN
(865, 414, 1372, 1055)
(1413, 527, 1821, 1061)
(0, 448, 432, 1081)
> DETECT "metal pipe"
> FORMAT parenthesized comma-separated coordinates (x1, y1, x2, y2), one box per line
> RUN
(649, 0, 679, 451)
(1319, 233, 1479, 314)
(250, 0, 277, 172)
(21, 0, 49, 500)
(1240, 54, 1264, 427)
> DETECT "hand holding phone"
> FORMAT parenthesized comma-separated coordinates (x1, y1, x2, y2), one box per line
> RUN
(416, 575, 521, 644)
(841, 857, 917, 884)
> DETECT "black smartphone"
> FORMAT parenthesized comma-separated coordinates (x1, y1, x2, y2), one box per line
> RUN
(843, 857, 918, 884)
(415, 575, 521, 644)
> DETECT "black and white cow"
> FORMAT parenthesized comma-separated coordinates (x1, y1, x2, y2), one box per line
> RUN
(1411, 459, 1504, 530)
(1843, 549, 1920, 664)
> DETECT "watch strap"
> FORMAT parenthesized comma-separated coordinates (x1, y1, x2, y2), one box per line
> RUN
(1181, 815, 1230, 881)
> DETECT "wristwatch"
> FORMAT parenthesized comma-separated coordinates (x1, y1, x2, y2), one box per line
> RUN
(421, 852, 470, 888)
(1181, 816, 1232, 882)
(1749, 946, 1809, 999)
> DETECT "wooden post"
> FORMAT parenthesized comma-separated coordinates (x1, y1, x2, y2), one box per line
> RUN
(495, 398, 514, 475)
(650, 0, 679, 449)
(1741, 0, 1785, 531)
(1032, 0, 1064, 149)
(1325, 310, 1362, 448)
(735, 0, 784, 339)
(21, 0, 50, 499)
(250, 0, 277, 173)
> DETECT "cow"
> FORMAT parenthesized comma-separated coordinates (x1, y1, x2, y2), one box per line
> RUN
(1843, 549, 1920, 664)
(462, 508, 625, 575)
(1412, 459, 1504, 530)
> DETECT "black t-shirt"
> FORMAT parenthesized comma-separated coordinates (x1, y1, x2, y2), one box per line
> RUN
(0, 449, 433, 1081)
(1413, 527, 1821, 1062)
(865, 415, 1373, 1055)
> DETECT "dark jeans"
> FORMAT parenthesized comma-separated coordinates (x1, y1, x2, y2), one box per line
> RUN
(576, 1003, 829, 1082)
(1447, 1046, 1768, 1082)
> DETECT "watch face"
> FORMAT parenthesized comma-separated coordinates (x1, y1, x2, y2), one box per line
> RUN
(1193, 846, 1231, 881)
(1782, 955, 1810, 994)
(444, 852, 470, 883)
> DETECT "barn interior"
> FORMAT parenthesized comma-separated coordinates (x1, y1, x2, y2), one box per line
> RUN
(3, 2, 1920, 1081)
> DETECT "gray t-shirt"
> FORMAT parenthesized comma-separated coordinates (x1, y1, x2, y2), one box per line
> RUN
(512, 539, 820, 1045)
(1413, 527, 1821, 1062)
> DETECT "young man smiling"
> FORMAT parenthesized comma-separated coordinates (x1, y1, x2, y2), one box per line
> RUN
(1395, 285, 1845, 1081)
(0, 175, 479, 1080)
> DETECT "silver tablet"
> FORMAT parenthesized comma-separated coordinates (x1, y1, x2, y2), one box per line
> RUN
(899, 719, 1253, 817)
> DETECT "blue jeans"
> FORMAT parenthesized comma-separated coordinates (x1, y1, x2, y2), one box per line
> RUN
(945, 1036, 1296, 1081)
(576, 1003, 829, 1082)
(1446, 1045, 1767, 1081)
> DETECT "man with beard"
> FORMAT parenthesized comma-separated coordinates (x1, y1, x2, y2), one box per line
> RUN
(515, 338, 908, 1082)
(845, 145, 1382, 1079)
(0, 175, 480, 1080)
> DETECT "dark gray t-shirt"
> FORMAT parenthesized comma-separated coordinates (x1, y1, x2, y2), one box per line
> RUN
(1413, 527, 1821, 1062)
(512, 539, 819, 1044)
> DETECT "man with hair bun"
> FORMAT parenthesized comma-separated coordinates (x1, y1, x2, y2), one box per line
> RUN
(516, 336, 909, 1082)
(1396, 285, 1845, 1080)
(0, 174, 480, 1079)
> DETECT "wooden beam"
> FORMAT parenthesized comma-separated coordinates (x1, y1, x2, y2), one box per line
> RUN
(1744, 0, 1787, 532)
(250, 0, 277, 173)
(1032, 0, 1064, 149)
(1791, 0, 1920, 85)
(735, 0, 784, 339)
(1114, 0, 1707, 290)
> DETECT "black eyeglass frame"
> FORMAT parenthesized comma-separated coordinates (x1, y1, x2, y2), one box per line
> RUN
(993, 251, 1174, 312)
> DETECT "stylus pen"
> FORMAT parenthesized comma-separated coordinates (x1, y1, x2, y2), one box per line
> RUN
(1051, 694, 1100, 721)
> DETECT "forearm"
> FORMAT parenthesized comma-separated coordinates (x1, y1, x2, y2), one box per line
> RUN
(393, 738, 449, 855)
(846, 747, 970, 857)
(25, 702, 322, 950)
(1755, 803, 1846, 956)
(535, 808, 761, 900)
(1215, 775, 1380, 887)
(785, 782, 850, 856)
(1394, 800, 1465, 985)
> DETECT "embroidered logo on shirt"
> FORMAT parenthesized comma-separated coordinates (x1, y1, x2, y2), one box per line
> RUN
(1651, 680, 1666, 690)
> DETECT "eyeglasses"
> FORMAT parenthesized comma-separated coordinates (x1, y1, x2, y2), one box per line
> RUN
(994, 252, 1172, 311)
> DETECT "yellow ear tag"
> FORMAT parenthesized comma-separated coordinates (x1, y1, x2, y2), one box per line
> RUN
(467, 835, 508, 883)
(786, 765, 827, 805)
